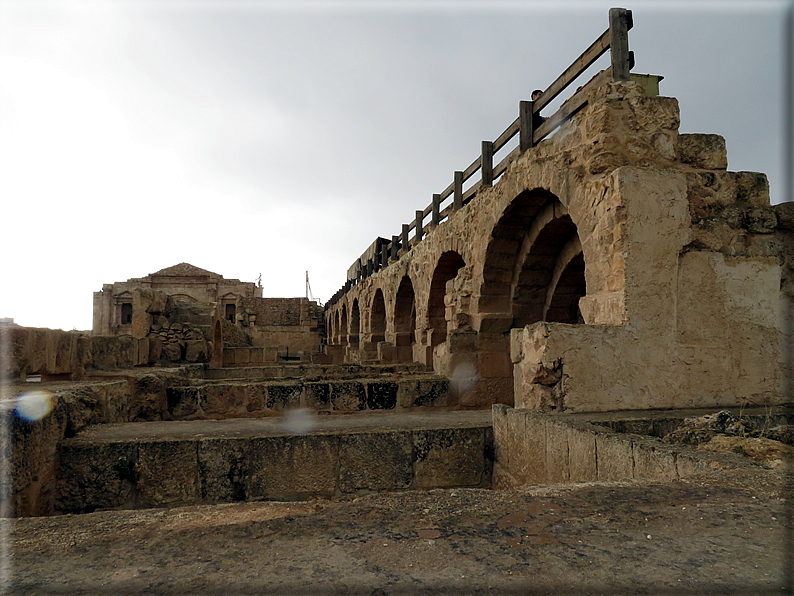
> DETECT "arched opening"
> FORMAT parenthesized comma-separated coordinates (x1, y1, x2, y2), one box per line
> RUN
(350, 299, 360, 347)
(370, 289, 386, 344)
(394, 275, 417, 349)
(427, 251, 465, 346)
(478, 191, 586, 331)
(340, 303, 349, 347)
(511, 212, 585, 328)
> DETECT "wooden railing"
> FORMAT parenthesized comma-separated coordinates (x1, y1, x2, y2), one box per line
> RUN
(326, 7, 632, 309)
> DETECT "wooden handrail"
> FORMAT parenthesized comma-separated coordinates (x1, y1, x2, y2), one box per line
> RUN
(328, 8, 633, 308)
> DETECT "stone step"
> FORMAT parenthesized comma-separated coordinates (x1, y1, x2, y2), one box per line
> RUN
(55, 410, 493, 514)
(203, 362, 428, 381)
(164, 374, 454, 420)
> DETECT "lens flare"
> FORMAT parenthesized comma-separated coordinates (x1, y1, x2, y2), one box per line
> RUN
(282, 408, 316, 435)
(14, 390, 55, 422)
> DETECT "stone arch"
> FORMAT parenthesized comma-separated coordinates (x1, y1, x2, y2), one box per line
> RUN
(427, 251, 466, 346)
(394, 275, 417, 349)
(350, 298, 360, 347)
(340, 303, 349, 347)
(477, 190, 586, 331)
(370, 288, 387, 344)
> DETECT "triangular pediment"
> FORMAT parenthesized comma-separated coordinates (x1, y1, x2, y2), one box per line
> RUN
(149, 263, 222, 279)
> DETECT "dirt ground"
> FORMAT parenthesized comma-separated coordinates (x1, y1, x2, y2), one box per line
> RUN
(3, 467, 791, 595)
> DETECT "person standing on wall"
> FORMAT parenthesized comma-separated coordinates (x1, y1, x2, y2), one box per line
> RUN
(531, 89, 547, 130)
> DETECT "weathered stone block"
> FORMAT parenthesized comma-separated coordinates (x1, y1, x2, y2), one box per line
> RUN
(246, 383, 266, 412)
(567, 424, 597, 482)
(198, 438, 248, 502)
(248, 435, 338, 499)
(137, 441, 198, 507)
(130, 374, 166, 421)
(339, 432, 412, 493)
(366, 381, 397, 410)
(185, 340, 208, 363)
(632, 439, 678, 481)
(397, 378, 451, 408)
(201, 384, 246, 415)
(595, 433, 634, 481)
(304, 382, 330, 410)
(545, 417, 570, 483)
(266, 384, 302, 410)
(330, 381, 366, 411)
(55, 442, 137, 513)
(412, 427, 485, 489)
(166, 386, 201, 419)
(677, 134, 727, 170)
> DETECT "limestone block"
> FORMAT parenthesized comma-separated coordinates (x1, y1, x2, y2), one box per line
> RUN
(632, 438, 678, 481)
(246, 383, 266, 412)
(129, 374, 167, 421)
(166, 386, 201, 419)
(263, 347, 279, 362)
(266, 384, 301, 411)
(412, 427, 485, 489)
(595, 433, 634, 481)
(566, 424, 597, 482)
(101, 380, 130, 423)
(247, 435, 338, 500)
(201, 384, 246, 415)
(478, 351, 512, 379)
(508, 409, 547, 484)
(745, 206, 778, 234)
(339, 432, 413, 493)
(676, 451, 716, 477)
(135, 337, 149, 366)
(55, 442, 136, 513)
(198, 438, 248, 502)
(304, 382, 330, 410)
(677, 134, 727, 170)
(397, 378, 451, 408)
(329, 381, 366, 411)
(774, 202, 794, 229)
(545, 417, 570, 483)
(183, 340, 207, 363)
(366, 381, 397, 410)
(160, 341, 182, 363)
(137, 441, 198, 507)
(733, 171, 770, 205)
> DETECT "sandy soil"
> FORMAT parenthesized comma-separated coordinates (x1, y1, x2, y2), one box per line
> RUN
(3, 467, 790, 595)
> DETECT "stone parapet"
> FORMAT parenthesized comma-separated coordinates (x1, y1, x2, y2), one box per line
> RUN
(492, 405, 763, 490)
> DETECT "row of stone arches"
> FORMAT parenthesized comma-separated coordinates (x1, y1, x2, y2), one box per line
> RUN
(326, 189, 590, 408)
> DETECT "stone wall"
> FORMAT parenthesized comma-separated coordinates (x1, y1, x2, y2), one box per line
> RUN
(325, 78, 791, 413)
(491, 405, 761, 489)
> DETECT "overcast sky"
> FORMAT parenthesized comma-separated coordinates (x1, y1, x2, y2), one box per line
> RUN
(0, 0, 790, 331)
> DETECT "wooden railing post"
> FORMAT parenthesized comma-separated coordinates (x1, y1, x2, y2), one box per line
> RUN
(391, 235, 399, 261)
(481, 141, 493, 186)
(519, 100, 534, 152)
(401, 224, 409, 253)
(432, 194, 441, 225)
(415, 210, 424, 242)
(609, 8, 632, 81)
(453, 171, 463, 211)
(366, 259, 373, 277)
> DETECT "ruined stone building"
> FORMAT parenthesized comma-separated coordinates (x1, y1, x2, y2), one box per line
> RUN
(91, 263, 324, 366)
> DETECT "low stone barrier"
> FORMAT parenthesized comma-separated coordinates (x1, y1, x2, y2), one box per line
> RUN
(55, 412, 494, 512)
(492, 405, 764, 489)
